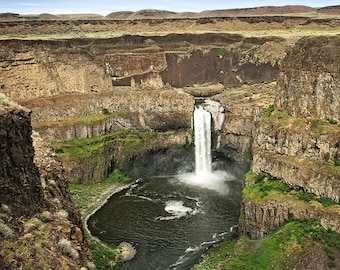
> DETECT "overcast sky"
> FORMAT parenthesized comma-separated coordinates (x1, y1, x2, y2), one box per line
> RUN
(1, 0, 339, 15)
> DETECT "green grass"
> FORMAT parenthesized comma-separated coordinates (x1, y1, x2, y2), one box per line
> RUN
(88, 239, 120, 270)
(68, 169, 130, 212)
(262, 104, 275, 118)
(36, 111, 139, 129)
(68, 169, 131, 269)
(243, 172, 292, 203)
(295, 191, 340, 207)
(244, 171, 340, 207)
(53, 129, 171, 166)
(193, 219, 340, 270)
(261, 107, 291, 123)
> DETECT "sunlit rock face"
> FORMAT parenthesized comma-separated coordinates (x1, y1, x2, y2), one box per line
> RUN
(252, 35, 340, 201)
(275, 35, 340, 123)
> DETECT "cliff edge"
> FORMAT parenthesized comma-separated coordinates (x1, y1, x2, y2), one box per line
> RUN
(0, 96, 93, 269)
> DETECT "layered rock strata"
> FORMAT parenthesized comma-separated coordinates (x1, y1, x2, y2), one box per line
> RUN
(213, 82, 276, 163)
(0, 34, 285, 102)
(242, 35, 340, 239)
(21, 88, 194, 143)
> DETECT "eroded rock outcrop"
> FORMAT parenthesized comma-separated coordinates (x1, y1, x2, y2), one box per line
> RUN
(242, 194, 340, 239)
(0, 104, 46, 218)
(213, 82, 276, 163)
(0, 101, 92, 269)
(275, 35, 340, 122)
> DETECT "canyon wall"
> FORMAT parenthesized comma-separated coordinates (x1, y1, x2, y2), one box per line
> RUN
(21, 88, 194, 143)
(213, 82, 275, 164)
(0, 101, 93, 269)
(276, 35, 340, 123)
(241, 35, 340, 239)
(0, 34, 285, 102)
(0, 33, 286, 184)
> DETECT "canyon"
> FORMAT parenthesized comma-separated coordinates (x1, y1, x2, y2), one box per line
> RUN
(0, 7, 339, 269)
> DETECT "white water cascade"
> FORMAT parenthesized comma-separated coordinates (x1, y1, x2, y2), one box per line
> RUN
(194, 106, 212, 175)
(178, 102, 231, 194)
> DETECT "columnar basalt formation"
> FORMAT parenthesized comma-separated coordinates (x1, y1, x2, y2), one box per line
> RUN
(213, 82, 276, 164)
(275, 35, 340, 123)
(0, 34, 285, 102)
(242, 35, 340, 239)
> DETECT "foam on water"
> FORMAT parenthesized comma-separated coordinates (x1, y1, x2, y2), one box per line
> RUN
(156, 200, 203, 221)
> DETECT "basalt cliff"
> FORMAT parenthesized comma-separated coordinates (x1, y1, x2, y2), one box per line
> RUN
(0, 11, 339, 270)
(0, 101, 93, 269)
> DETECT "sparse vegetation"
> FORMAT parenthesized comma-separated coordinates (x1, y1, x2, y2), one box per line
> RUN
(1, 204, 11, 214)
(58, 238, 79, 259)
(68, 169, 130, 212)
(24, 217, 42, 233)
(262, 104, 275, 118)
(102, 108, 111, 115)
(55, 209, 69, 219)
(216, 48, 225, 58)
(39, 210, 53, 222)
(262, 108, 291, 123)
(0, 93, 10, 105)
(0, 221, 14, 239)
(88, 239, 120, 270)
(243, 172, 292, 202)
(245, 171, 340, 207)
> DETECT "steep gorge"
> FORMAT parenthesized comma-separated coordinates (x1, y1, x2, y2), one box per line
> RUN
(0, 18, 339, 268)
(0, 33, 287, 185)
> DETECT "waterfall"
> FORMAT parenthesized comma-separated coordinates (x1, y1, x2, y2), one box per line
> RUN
(178, 104, 230, 193)
(194, 106, 212, 175)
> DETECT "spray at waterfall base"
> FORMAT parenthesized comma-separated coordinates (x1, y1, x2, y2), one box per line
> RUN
(178, 104, 235, 195)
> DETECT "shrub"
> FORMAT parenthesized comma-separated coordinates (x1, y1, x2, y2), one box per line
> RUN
(327, 119, 337, 125)
(87, 261, 96, 270)
(295, 191, 316, 202)
(39, 211, 53, 222)
(24, 217, 42, 233)
(1, 204, 11, 214)
(317, 197, 340, 208)
(0, 93, 10, 105)
(0, 221, 14, 239)
(102, 108, 110, 115)
(55, 209, 69, 219)
(58, 238, 79, 259)
(55, 148, 65, 154)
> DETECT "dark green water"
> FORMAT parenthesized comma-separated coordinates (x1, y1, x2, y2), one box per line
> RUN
(88, 171, 243, 270)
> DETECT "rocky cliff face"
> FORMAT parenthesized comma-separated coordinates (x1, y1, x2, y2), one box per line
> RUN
(0, 34, 285, 102)
(21, 88, 194, 143)
(275, 35, 340, 123)
(0, 104, 46, 218)
(242, 35, 340, 239)
(213, 82, 275, 164)
(0, 101, 93, 269)
(242, 193, 340, 239)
